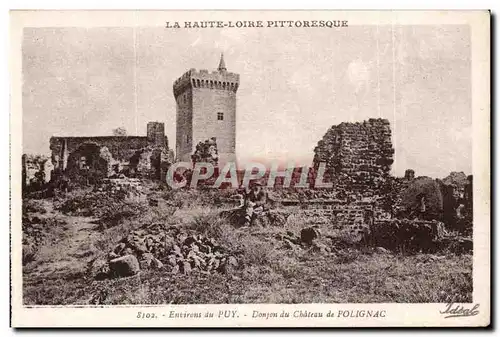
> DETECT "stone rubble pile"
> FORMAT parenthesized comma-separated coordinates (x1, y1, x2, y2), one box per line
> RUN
(368, 219, 471, 254)
(93, 225, 238, 279)
(274, 220, 470, 256)
(438, 234, 473, 255)
(94, 178, 145, 200)
(370, 218, 447, 250)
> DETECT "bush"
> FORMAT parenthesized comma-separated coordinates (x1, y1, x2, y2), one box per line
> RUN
(22, 199, 47, 215)
(23, 244, 38, 265)
(162, 189, 238, 209)
(22, 216, 69, 265)
(54, 188, 147, 231)
(98, 201, 147, 229)
(55, 190, 104, 216)
(190, 209, 225, 238)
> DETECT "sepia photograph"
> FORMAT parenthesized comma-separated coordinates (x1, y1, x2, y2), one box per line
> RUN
(10, 10, 490, 327)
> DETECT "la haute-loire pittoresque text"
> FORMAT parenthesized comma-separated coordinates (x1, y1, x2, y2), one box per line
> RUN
(165, 20, 348, 29)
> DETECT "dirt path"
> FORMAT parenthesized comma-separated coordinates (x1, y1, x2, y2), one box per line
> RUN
(24, 202, 103, 280)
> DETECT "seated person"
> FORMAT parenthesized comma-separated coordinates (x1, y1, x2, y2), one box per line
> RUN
(242, 181, 268, 226)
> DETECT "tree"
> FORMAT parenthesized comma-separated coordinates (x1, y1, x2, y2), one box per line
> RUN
(112, 127, 127, 136)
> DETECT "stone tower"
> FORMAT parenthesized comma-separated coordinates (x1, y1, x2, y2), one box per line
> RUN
(173, 53, 239, 166)
(147, 121, 167, 148)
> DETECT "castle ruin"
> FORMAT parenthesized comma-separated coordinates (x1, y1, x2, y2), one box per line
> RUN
(173, 54, 239, 166)
(49, 121, 170, 181)
(313, 118, 395, 197)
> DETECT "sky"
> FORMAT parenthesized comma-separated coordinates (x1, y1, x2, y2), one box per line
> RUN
(22, 25, 472, 178)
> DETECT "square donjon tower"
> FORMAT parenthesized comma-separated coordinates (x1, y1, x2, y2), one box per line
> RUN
(173, 54, 239, 166)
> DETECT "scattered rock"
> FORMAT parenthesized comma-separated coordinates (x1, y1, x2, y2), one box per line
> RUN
(135, 243, 148, 254)
(375, 247, 391, 254)
(227, 256, 238, 268)
(182, 261, 192, 274)
(311, 241, 330, 253)
(283, 238, 297, 250)
(139, 252, 154, 269)
(167, 254, 177, 266)
(301, 226, 321, 245)
(109, 254, 140, 277)
(220, 256, 238, 274)
(113, 242, 126, 255)
(415, 254, 446, 264)
(151, 257, 164, 269)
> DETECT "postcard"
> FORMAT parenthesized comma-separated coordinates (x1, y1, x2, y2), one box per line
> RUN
(10, 10, 490, 327)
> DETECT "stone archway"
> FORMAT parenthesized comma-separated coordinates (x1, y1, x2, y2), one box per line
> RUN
(66, 143, 111, 181)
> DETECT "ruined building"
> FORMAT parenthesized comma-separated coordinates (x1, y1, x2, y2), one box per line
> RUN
(22, 154, 54, 191)
(313, 118, 395, 197)
(49, 122, 170, 180)
(173, 54, 239, 166)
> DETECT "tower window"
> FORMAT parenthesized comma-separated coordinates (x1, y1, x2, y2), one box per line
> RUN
(217, 112, 224, 121)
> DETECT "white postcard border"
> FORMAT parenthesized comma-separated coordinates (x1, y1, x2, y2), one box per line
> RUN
(9, 10, 491, 327)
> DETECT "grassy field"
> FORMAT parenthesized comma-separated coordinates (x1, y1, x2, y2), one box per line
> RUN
(22, 183, 473, 305)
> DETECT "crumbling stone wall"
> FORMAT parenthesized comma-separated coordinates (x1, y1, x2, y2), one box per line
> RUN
(151, 148, 172, 180)
(129, 146, 172, 180)
(65, 143, 112, 182)
(49, 122, 171, 182)
(313, 118, 394, 197)
(147, 122, 167, 148)
(370, 219, 448, 253)
(191, 137, 219, 167)
(22, 154, 53, 191)
(384, 171, 473, 232)
(50, 136, 150, 170)
(281, 199, 375, 228)
(174, 138, 219, 188)
(441, 172, 473, 234)
(130, 148, 154, 176)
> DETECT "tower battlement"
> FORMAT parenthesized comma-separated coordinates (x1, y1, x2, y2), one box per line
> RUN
(173, 68, 240, 98)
